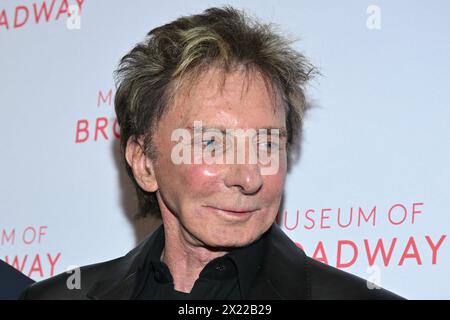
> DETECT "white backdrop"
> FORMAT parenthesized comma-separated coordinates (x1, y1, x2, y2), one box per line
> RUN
(1, 0, 449, 299)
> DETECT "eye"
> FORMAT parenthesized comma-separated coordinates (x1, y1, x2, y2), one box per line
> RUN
(259, 140, 278, 149)
(202, 139, 217, 148)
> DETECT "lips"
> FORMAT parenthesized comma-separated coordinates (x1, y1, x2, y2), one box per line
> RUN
(205, 206, 259, 215)
(219, 208, 257, 213)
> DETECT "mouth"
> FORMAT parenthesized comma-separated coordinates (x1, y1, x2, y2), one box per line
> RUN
(204, 206, 259, 219)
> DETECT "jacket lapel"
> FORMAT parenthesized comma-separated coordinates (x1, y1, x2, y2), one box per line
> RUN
(86, 225, 163, 300)
(246, 224, 309, 299)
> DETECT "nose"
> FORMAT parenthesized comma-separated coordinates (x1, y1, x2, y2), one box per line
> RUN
(224, 164, 263, 195)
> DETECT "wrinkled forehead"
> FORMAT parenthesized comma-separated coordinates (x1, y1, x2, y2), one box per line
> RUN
(163, 64, 286, 125)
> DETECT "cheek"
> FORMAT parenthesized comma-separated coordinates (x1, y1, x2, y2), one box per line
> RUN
(261, 162, 286, 202)
(181, 164, 223, 198)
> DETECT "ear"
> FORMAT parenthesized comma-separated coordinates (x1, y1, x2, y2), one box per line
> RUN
(125, 136, 158, 192)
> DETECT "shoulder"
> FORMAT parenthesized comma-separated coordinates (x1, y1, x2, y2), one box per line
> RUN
(20, 258, 122, 300)
(305, 257, 404, 300)
(20, 226, 162, 300)
(0, 260, 34, 300)
(264, 224, 404, 300)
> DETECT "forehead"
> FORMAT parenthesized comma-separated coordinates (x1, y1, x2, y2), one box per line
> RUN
(166, 66, 286, 129)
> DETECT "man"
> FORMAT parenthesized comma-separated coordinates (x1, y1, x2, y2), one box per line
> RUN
(21, 7, 402, 299)
(0, 260, 34, 300)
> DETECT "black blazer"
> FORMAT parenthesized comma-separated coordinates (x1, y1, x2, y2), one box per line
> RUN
(0, 260, 34, 300)
(20, 224, 404, 300)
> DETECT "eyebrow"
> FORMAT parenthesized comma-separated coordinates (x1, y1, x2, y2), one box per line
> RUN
(184, 125, 288, 138)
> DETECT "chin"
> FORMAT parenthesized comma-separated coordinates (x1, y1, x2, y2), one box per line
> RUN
(219, 238, 252, 248)
(200, 226, 265, 249)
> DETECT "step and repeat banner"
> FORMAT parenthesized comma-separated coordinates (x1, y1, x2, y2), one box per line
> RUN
(1, 0, 449, 299)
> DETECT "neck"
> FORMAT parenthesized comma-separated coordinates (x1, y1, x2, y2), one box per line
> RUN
(160, 210, 228, 293)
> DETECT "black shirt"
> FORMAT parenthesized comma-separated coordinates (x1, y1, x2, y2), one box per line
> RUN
(135, 225, 266, 300)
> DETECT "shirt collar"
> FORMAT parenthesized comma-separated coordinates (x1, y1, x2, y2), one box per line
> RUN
(227, 233, 266, 298)
(144, 224, 267, 297)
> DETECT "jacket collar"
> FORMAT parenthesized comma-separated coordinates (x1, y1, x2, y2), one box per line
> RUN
(86, 223, 308, 300)
(86, 226, 161, 300)
(246, 224, 309, 299)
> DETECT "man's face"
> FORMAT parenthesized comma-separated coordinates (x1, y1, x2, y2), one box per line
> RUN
(151, 67, 287, 248)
